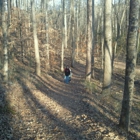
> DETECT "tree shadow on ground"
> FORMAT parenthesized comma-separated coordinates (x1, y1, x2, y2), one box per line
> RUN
(11, 67, 120, 139)
(0, 85, 13, 140)
(9, 60, 140, 140)
(15, 78, 85, 140)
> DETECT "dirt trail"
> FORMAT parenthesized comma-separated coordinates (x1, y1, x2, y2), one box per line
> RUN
(6, 61, 140, 140)
(10, 62, 91, 140)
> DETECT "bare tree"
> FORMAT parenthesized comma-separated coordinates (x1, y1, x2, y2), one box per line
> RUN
(31, 0, 41, 76)
(119, 0, 139, 132)
(76, 0, 80, 57)
(64, 0, 67, 48)
(91, 0, 95, 78)
(86, 0, 93, 81)
(44, 0, 50, 69)
(7, 0, 11, 27)
(101, 1, 105, 70)
(61, 0, 65, 71)
(2, 0, 8, 82)
(71, 0, 76, 67)
(102, 0, 112, 94)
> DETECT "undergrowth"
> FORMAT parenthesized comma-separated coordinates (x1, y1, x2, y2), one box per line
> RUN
(83, 80, 97, 93)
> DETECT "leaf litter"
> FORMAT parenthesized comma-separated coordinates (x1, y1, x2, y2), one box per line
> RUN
(0, 61, 140, 140)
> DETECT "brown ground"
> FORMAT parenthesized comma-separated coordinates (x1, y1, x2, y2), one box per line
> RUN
(1, 58, 140, 140)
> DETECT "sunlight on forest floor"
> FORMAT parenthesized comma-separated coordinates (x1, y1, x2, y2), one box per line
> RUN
(0, 58, 140, 140)
(0, 56, 140, 140)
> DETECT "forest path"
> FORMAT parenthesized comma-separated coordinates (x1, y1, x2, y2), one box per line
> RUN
(7, 60, 139, 140)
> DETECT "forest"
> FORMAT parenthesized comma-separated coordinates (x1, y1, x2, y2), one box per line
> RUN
(0, 0, 140, 139)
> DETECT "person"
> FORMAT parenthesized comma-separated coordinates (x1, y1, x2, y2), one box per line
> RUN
(64, 65, 71, 83)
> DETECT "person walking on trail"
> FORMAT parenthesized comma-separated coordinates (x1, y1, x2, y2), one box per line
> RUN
(64, 65, 71, 83)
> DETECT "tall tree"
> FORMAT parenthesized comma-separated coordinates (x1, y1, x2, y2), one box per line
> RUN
(86, 0, 93, 81)
(119, 0, 139, 132)
(101, 1, 105, 70)
(31, 0, 41, 76)
(2, 0, 8, 82)
(7, 0, 11, 27)
(44, 0, 50, 69)
(71, 0, 76, 67)
(102, 0, 112, 94)
(91, 0, 95, 78)
(61, 0, 65, 71)
(18, 6, 24, 62)
(76, 0, 80, 57)
(64, 0, 67, 48)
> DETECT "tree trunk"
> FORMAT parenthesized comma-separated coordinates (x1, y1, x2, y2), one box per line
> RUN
(102, 0, 112, 95)
(119, 0, 139, 132)
(101, 5, 104, 70)
(44, 0, 50, 70)
(2, 1, 8, 82)
(86, 0, 93, 81)
(7, 0, 11, 27)
(61, 0, 65, 71)
(71, 0, 76, 67)
(31, 0, 41, 76)
(91, 0, 95, 78)
(76, 0, 80, 57)
(68, 0, 71, 48)
(18, 10, 24, 62)
(64, 0, 67, 48)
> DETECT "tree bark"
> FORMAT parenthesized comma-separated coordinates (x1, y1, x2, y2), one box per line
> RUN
(64, 0, 67, 48)
(44, 0, 50, 70)
(2, 1, 8, 82)
(101, 3, 104, 70)
(76, 0, 80, 57)
(102, 0, 112, 94)
(86, 0, 93, 81)
(61, 0, 65, 71)
(7, 0, 11, 27)
(31, 0, 41, 76)
(91, 0, 95, 78)
(119, 0, 139, 132)
(71, 0, 76, 67)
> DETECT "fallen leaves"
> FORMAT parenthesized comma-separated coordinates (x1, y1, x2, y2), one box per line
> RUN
(0, 62, 140, 140)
